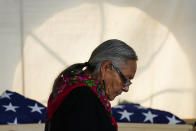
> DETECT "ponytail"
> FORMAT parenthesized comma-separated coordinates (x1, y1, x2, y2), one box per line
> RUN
(52, 62, 89, 97)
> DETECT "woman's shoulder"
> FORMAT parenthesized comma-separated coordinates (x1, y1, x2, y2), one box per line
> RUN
(56, 86, 100, 113)
(61, 86, 99, 106)
(69, 86, 97, 98)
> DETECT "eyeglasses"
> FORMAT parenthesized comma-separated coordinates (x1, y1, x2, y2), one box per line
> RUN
(111, 64, 132, 87)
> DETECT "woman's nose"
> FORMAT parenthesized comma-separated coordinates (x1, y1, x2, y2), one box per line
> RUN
(122, 86, 129, 92)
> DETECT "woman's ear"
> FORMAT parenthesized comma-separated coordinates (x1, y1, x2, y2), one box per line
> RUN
(100, 60, 112, 79)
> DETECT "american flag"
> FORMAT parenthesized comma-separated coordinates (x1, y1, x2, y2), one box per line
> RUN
(0, 90, 46, 125)
(0, 90, 186, 125)
(112, 103, 185, 124)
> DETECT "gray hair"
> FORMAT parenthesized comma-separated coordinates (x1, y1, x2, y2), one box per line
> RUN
(52, 39, 137, 96)
(88, 39, 138, 74)
(58, 39, 137, 77)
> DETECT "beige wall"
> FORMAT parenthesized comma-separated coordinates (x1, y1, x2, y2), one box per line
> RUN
(0, 0, 196, 118)
(0, 0, 23, 95)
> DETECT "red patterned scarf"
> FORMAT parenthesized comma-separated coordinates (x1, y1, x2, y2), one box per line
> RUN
(46, 74, 118, 129)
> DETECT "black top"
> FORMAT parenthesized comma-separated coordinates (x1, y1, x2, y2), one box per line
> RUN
(45, 86, 117, 131)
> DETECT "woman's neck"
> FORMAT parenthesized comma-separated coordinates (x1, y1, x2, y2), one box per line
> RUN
(83, 69, 103, 86)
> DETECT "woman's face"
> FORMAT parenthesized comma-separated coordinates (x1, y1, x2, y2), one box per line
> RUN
(102, 60, 137, 101)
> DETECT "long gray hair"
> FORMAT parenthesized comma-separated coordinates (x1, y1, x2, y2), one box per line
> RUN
(52, 39, 137, 93)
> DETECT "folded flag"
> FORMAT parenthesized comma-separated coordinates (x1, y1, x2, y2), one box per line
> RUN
(112, 103, 185, 124)
(0, 90, 46, 124)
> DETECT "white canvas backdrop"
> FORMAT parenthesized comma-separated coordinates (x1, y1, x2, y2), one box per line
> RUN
(0, 0, 195, 118)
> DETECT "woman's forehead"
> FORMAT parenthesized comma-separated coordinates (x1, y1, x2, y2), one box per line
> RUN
(120, 60, 137, 69)
(120, 60, 137, 78)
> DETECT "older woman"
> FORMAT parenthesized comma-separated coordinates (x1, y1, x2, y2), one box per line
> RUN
(45, 39, 138, 131)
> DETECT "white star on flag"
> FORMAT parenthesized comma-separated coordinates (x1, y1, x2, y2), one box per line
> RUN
(112, 105, 124, 109)
(28, 103, 45, 114)
(38, 120, 42, 124)
(166, 115, 181, 124)
(134, 105, 147, 110)
(142, 111, 158, 123)
(0, 92, 13, 99)
(3, 102, 19, 112)
(118, 110, 134, 122)
(8, 118, 18, 125)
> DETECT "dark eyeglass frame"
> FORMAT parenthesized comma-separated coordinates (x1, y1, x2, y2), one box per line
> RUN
(111, 64, 132, 87)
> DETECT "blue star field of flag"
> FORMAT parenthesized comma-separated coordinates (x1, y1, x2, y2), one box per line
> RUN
(0, 90, 187, 125)
(111, 103, 185, 124)
(0, 90, 46, 125)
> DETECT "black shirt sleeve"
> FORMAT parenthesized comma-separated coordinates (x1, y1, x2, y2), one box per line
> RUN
(45, 86, 116, 131)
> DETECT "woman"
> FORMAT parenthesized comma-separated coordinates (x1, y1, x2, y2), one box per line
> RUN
(45, 39, 138, 131)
